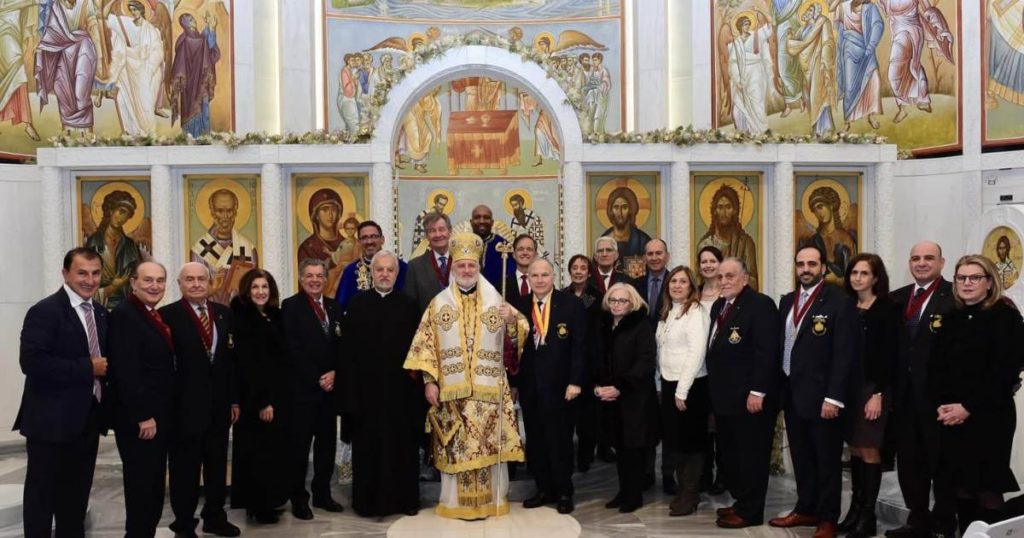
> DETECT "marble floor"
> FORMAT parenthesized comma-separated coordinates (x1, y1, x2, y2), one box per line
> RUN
(0, 439, 909, 537)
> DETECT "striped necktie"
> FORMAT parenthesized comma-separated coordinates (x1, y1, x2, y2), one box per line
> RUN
(81, 302, 102, 401)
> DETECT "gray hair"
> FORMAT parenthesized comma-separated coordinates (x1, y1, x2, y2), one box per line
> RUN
(298, 258, 328, 276)
(370, 249, 399, 268)
(178, 261, 213, 281)
(594, 236, 617, 253)
(721, 256, 749, 275)
(527, 257, 554, 273)
(132, 260, 167, 280)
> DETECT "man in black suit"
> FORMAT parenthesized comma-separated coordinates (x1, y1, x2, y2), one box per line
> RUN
(769, 245, 859, 538)
(282, 258, 344, 519)
(517, 258, 586, 514)
(108, 261, 176, 537)
(633, 238, 672, 493)
(160, 262, 239, 537)
(405, 212, 452, 314)
(590, 236, 630, 294)
(886, 241, 956, 538)
(506, 234, 538, 302)
(16, 247, 108, 538)
(705, 257, 780, 529)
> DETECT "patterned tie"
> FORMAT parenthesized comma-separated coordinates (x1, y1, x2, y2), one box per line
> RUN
(520, 274, 529, 296)
(198, 304, 214, 361)
(311, 298, 329, 334)
(438, 255, 448, 274)
(783, 290, 809, 376)
(648, 276, 661, 319)
(906, 286, 927, 333)
(81, 302, 102, 401)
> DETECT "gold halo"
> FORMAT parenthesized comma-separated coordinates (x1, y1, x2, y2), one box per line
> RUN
(594, 177, 652, 230)
(798, 0, 828, 17)
(296, 178, 358, 234)
(424, 188, 455, 215)
(733, 10, 756, 31)
(503, 188, 533, 215)
(801, 179, 851, 229)
(90, 181, 145, 235)
(194, 178, 252, 231)
(983, 225, 1024, 288)
(533, 31, 556, 53)
(408, 32, 428, 51)
(698, 177, 755, 229)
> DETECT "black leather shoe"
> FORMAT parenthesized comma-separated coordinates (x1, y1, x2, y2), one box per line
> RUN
(292, 503, 314, 520)
(605, 494, 623, 509)
(662, 475, 677, 495)
(523, 492, 557, 508)
(619, 501, 641, 513)
(247, 509, 280, 524)
(171, 530, 198, 538)
(169, 518, 199, 537)
(557, 496, 575, 514)
(313, 498, 345, 512)
(201, 519, 241, 537)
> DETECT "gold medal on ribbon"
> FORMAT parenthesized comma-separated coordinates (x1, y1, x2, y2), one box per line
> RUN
(532, 297, 551, 346)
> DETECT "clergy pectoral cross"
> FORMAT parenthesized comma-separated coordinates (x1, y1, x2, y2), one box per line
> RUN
(496, 241, 514, 298)
(197, 238, 220, 258)
(233, 246, 253, 264)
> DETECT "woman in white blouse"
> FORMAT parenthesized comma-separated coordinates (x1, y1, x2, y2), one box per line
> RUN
(656, 265, 711, 516)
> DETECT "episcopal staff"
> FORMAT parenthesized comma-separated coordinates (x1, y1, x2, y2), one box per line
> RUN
(706, 257, 780, 529)
(770, 246, 859, 538)
(160, 262, 240, 538)
(343, 250, 424, 518)
(886, 241, 957, 538)
(282, 259, 344, 520)
(230, 269, 289, 525)
(16, 248, 109, 538)
(405, 213, 453, 314)
(518, 258, 586, 515)
(108, 261, 175, 538)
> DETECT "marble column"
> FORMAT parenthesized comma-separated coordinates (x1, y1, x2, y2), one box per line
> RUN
(773, 160, 795, 299)
(149, 165, 174, 303)
(41, 166, 65, 289)
(562, 161, 585, 282)
(260, 163, 288, 293)
(670, 160, 690, 266)
(873, 162, 895, 269)
(371, 162, 396, 255)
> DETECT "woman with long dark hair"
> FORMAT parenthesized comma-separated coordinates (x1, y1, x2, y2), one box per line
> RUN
(656, 265, 710, 516)
(696, 245, 727, 494)
(563, 253, 606, 470)
(838, 253, 900, 537)
(230, 269, 289, 524)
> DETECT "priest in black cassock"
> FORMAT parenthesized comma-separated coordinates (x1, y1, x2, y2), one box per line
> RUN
(342, 249, 426, 517)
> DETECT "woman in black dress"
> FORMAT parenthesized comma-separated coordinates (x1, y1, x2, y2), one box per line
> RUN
(563, 254, 605, 471)
(930, 255, 1022, 533)
(230, 269, 289, 524)
(839, 253, 900, 537)
(594, 282, 659, 513)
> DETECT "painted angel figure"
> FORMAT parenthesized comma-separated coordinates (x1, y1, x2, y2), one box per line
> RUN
(717, 10, 776, 133)
(876, 0, 954, 123)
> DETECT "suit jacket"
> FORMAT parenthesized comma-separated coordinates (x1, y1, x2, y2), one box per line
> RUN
(281, 292, 343, 407)
(404, 251, 449, 314)
(159, 299, 237, 437)
(705, 286, 780, 416)
(890, 279, 954, 411)
(514, 290, 587, 407)
(15, 288, 109, 442)
(107, 298, 175, 428)
(634, 271, 668, 324)
(778, 283, 861, 420)
(589, 270, 629, 295)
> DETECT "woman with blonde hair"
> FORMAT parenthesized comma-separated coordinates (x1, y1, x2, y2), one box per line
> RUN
(929, 255, 1023, 533)
(656, 266, 710, 516)
(594, 283, 659, 513)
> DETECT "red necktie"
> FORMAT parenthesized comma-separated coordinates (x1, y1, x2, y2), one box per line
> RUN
(520, 274, 529, 296)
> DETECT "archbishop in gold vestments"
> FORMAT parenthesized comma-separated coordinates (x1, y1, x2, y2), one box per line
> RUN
(404, 233, 528, 520)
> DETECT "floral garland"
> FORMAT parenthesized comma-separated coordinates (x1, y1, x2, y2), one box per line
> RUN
(50, 32, 896, 154)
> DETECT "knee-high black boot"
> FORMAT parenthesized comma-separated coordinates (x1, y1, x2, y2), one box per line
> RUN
(838, 457, 863, 533)
(849, 462, 881, 538)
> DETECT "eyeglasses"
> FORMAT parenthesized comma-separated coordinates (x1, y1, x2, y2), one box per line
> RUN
(954, 274, 989, 284)
(607, 298, 630, 305)
(596, 248, 615, 254)
(359, 234, 382, 241)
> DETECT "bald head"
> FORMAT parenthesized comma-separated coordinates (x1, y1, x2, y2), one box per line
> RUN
(471, 204, 494, 238)
(909, 241, 944, 285)
(131, 261, 167, 307)
(528, 257, 555, 297)
(178, 262, 212, 303)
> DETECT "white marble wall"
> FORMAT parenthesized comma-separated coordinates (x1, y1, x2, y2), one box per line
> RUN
(633, 0, 668, 131)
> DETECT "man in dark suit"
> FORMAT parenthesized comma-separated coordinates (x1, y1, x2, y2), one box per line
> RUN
(282, 258, 344, 519)
(108, 261, 176, 537)
(705, 257, 780, 529)
(517, 258, 586, 514)
(160, 262, 239, 537)
(590, 236, 630, 294)
(405, 212, 452, 314)
(16, 247, 108, 538)
(633, 238, 672, 493)
(769, 245, 859, 538)
(886, 241, 956, 538)
(505, 234, 538, 302)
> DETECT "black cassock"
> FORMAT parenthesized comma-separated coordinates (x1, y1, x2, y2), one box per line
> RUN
(342, 289, 426, 517)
